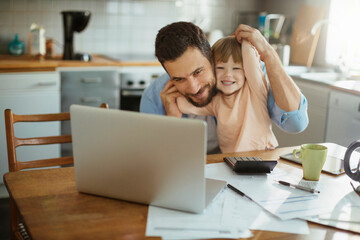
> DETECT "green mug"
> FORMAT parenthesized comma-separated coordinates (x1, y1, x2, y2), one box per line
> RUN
(293, 144, 328, 181)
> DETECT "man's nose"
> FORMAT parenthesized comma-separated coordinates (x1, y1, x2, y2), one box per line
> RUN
(187, 77, 201, 94)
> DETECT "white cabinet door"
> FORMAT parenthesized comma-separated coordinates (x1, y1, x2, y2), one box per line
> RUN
(272, 78, 330, 147)
(325, 90, 360, 147)
(0, 72, 61, 189)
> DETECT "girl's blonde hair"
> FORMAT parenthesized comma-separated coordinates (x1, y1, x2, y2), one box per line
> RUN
(211, 36, 242, 63)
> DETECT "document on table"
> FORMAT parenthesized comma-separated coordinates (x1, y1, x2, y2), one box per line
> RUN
(222, 188, 309, 234)
(146, 163, 311, 239)
(302, 182, 360, 233)
(146, 190, 253, 239)
(206, 162, 344, 220)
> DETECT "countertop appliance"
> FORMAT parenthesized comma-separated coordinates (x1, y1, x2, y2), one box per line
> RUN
(61, 11, 91, 61)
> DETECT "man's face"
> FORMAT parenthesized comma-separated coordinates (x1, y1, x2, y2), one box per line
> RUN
(163, 47, 216, 107)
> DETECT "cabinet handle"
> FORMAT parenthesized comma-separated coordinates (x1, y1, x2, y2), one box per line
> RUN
(81, 97, 102, 103)
(81, 78, 102, 83)
(37, 81, 57, 86)
(121, 90, 144, 96)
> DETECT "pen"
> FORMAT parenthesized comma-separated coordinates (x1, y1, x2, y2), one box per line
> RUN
(275, 180, 320, 194)
(227, 184, 253, 201)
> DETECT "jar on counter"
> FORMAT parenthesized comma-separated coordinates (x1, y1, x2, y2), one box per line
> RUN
(46, 38, 55, 58)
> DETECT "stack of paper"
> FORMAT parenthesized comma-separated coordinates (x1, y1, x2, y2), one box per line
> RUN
(146, 163, 311, 239)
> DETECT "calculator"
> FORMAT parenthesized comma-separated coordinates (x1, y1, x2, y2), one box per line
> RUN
(223, 156, 277, 173)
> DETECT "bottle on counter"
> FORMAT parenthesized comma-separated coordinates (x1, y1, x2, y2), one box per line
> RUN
(28, 23, 46, 57)
(8, 34, 24, 56)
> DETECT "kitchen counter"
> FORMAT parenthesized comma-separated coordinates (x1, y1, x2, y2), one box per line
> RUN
(330, 80, 360, 96)
(0, 54, 161, 73)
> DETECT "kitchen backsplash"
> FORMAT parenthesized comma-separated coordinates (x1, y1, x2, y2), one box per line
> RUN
(0, 0, 262, 56)
(1, 0, 329, 57)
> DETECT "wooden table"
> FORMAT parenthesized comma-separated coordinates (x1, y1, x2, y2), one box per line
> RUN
(3, 147, 360, 239)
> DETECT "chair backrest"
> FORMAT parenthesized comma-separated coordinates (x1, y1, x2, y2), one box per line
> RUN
(5, 103, 109, 172)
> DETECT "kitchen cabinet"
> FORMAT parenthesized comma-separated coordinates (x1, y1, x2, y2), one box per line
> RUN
(60, 68, 120, 156)
(272, 77, 330, 147)
(0, 71, 61, 197)
(325, 90, 360, 147)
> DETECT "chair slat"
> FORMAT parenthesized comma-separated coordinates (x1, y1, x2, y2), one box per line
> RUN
(13, 112, 70, 123)
(18, 156, 74, 171)
(14, 135, 72, 147)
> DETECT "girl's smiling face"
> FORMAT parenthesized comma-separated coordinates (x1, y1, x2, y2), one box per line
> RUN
(215, 56, 245, 96)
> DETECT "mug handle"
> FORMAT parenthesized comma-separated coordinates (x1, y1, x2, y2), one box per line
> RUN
(293, 149, 302, 159)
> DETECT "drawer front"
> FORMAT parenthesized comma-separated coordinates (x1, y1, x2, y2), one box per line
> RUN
(61, 90, 119, 112)
(61, 71, 119, 90)
(328, 90, 360, 113)
(0, 72, 60, 91)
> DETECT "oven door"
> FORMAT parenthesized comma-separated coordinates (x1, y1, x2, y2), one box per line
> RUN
(120, 89, 144, 112)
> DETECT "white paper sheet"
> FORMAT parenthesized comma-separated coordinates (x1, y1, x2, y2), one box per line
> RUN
(302, 184, 360, 233)
(205, 162, 345, 220)
(222, 189, 309, 234)
(146, 191, 253, 239)
(146, 162, 312, 239)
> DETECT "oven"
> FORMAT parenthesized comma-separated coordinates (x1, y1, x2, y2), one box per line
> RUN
(120, 71, 163, 112)
(104, 54, 164, 112)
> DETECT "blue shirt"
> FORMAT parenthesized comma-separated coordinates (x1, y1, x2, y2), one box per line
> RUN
(140, 67, 309, 153)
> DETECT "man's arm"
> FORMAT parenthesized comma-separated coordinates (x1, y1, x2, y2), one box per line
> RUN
(235, 24, 301, 112)
(235, 24, 308, 133)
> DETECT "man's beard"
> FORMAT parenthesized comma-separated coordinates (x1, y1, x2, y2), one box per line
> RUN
(185, 82, 217, 107)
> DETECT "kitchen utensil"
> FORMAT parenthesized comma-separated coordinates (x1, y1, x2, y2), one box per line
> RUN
(264, 14, 285, 42)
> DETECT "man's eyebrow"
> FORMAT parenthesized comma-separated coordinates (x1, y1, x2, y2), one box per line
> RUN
(171, 76, 184, 81)
(193, 66, 204, 73)
(170, 66, 205, 81)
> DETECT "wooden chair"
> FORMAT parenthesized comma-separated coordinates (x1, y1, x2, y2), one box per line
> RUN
(4, 103, 109, 240)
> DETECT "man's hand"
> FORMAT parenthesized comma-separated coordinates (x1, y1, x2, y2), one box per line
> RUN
(235, 24, 301, 112)
(160, 80, 183, 117)
(234, 24, 274, 62)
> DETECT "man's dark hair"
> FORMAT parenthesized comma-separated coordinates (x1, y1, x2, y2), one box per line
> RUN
(155, 21, 211, 65)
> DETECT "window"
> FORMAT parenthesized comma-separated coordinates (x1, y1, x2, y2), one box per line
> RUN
(326, 0, 359, 71)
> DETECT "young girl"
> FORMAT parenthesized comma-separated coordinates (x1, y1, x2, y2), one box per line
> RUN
(177, 36, 278, 153)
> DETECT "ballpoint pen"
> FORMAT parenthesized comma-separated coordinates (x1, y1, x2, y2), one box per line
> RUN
(227, 184, 254, 201)
(275, 180, 320, 194)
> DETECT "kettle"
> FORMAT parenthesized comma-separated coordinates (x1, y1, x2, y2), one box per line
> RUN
(344, 139, 360, 192)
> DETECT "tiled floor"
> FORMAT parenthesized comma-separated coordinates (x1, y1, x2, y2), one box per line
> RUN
(0, 198, 10, 240)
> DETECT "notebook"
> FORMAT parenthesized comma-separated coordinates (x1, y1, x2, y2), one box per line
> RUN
(70, 105, 226, 213)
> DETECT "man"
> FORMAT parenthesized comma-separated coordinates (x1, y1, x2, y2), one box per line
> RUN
(140, 22, 308, 154)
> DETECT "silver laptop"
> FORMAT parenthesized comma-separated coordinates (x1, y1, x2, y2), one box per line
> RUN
(70, 105, 226, 213)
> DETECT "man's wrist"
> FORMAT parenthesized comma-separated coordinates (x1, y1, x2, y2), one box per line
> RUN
(262, 46, 279, 64)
